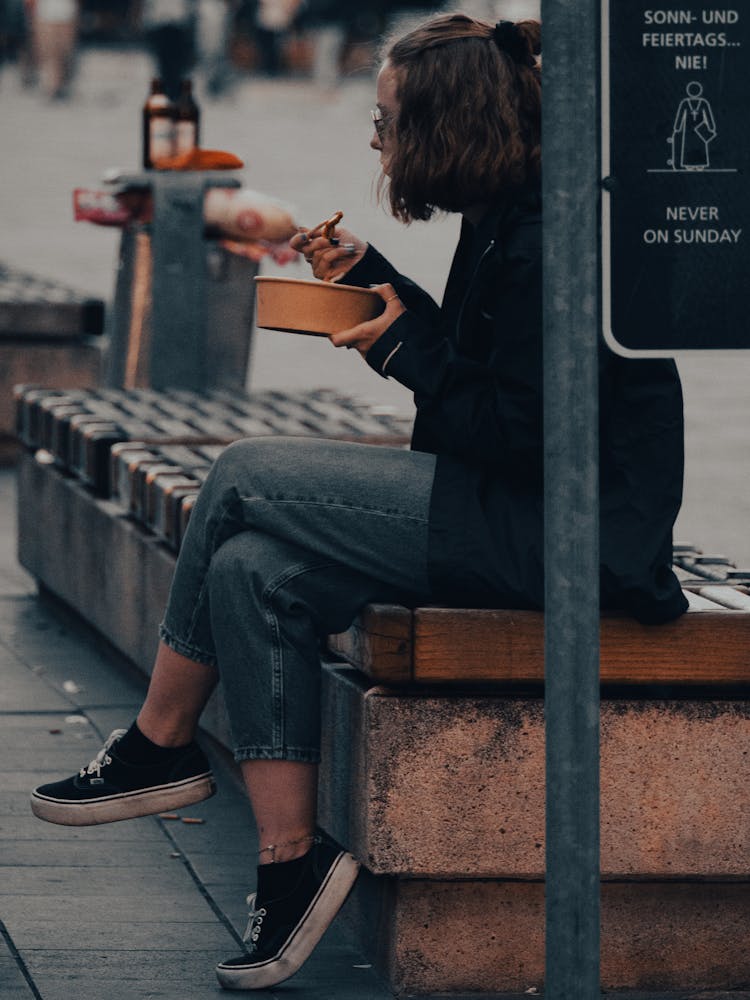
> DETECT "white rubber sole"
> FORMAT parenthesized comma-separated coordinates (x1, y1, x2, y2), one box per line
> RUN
(29, 772, 216, 826)
(215, 850, 361, 991)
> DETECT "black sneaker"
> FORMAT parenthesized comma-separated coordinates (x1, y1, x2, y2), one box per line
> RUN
(216, 837, 360, 990)
(30, 728, 216, 826)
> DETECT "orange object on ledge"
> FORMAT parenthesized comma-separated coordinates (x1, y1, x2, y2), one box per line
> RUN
(151, 148, 244, 171)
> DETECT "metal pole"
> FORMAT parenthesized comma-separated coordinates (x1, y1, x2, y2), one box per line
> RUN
(541, 1, 601, 998)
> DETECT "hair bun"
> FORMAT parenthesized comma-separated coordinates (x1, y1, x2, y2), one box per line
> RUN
(492, 20, 536, 65)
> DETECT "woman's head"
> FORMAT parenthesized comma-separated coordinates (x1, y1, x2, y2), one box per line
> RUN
(372, 13, 541, 223)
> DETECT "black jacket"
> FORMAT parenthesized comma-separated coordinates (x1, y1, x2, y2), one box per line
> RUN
(346, 189, 688, 624)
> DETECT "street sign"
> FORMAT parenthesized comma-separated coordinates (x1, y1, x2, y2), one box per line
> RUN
(603, 1, 749, 354)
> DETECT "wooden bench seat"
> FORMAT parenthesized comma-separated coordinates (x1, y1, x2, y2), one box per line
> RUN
(328, 587, 750, 687)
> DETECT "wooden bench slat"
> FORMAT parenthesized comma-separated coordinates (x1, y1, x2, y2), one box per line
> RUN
(411, 607, 750, 685)
(328, 603, 413, 684)
(330, 595, 750, 687)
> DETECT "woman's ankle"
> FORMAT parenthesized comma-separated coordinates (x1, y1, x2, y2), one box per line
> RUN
(136, 643, 217, 748)
(135, 711, 195, 749)
(115, 720, 190, 765)
(257, 831, 317, 865)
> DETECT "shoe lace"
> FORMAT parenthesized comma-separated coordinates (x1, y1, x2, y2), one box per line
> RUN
(242, 893, 268, 950)
(79, 728, 127, 779)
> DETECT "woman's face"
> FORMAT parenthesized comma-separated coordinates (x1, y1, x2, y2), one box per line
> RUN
(371, 60, 400, 176)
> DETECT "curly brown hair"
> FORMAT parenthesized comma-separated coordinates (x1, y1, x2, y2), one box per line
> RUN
(380, 13, 541, 223)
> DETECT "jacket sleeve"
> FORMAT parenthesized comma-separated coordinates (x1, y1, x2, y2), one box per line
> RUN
(365, 242, 543, 469)
(343, 244, 442, 327)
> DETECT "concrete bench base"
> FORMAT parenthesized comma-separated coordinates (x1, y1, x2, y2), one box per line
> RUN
(16, 451, 233, 747)
(17, 453, 750, 996)
(318, 669, 749, 880)
(344, 871, 749, 995)
(319, 665, 749, 993)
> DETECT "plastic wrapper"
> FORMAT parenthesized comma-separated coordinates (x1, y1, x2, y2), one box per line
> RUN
(73, 186, 299, 263)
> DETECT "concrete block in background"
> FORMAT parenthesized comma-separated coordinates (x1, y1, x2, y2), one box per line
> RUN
(0, 340, 102, 462)
(0, 263, 105, 463)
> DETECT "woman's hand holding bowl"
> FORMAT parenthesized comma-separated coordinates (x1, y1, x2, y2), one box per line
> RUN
(290, 226, 368, 282)
(329, 283, 405, 357)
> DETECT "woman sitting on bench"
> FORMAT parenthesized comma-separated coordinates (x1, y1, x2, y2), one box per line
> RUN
(30, 12, 687, 992)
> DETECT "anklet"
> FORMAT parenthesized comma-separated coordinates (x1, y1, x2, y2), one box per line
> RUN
(258, 833, 319, 863)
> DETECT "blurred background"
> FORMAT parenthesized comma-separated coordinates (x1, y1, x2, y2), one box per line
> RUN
(0, 0, 748, 562)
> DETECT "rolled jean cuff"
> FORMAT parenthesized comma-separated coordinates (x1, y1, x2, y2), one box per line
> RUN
(158, 622, 219, 669)
(233, 745, 321, 765)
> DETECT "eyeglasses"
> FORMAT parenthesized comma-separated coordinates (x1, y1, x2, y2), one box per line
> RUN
(371, 107, 390, 140)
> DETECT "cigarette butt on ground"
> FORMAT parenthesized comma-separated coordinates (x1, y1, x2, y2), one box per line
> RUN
(158, 813, 180, 820)
(181, 817, 205, 825)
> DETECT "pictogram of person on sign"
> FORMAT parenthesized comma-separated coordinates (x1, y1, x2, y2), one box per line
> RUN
(668, 81, 717, 171)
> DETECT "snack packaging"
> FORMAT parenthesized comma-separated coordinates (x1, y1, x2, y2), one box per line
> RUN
(73, 186, 298, 246)
(203, 188, 297, 243)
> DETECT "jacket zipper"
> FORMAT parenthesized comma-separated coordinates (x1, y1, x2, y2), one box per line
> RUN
(455, 238, 496, 345)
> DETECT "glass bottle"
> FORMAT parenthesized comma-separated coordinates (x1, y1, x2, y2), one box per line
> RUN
(142, 78, 174, 169)
(174, 79, 201, 158)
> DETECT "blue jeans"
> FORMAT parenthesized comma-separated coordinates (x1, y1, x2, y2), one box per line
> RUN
(159, 437, 436, 763)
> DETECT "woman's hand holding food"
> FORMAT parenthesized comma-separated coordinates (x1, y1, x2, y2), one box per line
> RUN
(290, 225, 368, 282)
(329, 283, 405, 357)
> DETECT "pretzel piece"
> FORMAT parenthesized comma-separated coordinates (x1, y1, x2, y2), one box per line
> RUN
(309, 210, 344, 241)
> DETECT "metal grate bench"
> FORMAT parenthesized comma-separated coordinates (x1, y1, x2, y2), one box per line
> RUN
(14, 384, 411, 503)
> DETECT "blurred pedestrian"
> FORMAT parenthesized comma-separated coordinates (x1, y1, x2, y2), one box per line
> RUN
(0, 0, 26, 71)
(196, 0, 234, 96)
(295, 0, 347, 90)
(254, 0, 300, 75)
(141, 0, 197, 100)
(28, 0, 79, 99)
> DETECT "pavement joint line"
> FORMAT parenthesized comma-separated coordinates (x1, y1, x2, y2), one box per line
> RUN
(0, 636, 79, 707)
(0, 920, 44, 1000)
(155, 820, 247, 952)
(0, 709, 76, 716)
(0, 705, 144, 715)
(0, 708, 130, 716)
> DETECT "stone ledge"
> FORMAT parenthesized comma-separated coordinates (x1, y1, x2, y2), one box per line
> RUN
(319, 666, 750, 879)
(344, 873, 750, 995)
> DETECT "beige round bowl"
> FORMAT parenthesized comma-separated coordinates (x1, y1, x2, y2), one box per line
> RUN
(254, 276, 385, 336)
